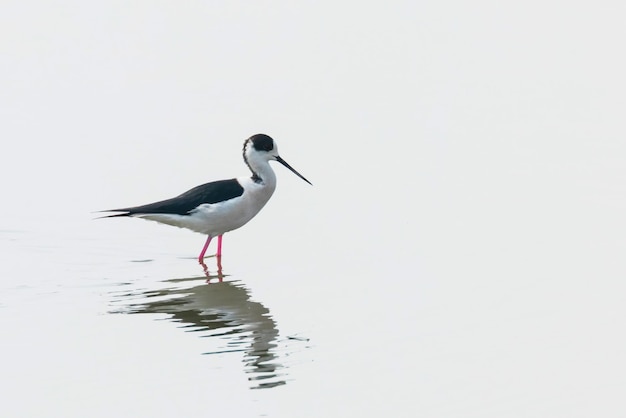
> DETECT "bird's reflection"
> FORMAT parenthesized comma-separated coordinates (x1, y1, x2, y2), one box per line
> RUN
(111, 275, 286, 389)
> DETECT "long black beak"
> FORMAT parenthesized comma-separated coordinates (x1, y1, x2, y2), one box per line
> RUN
(275, 156, 312, 185)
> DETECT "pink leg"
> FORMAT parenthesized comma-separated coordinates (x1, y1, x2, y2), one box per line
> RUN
(216, 235, 223, 257)
(198, 235, 213, 263)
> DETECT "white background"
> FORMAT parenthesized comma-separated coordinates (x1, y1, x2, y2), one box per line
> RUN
(1, 1, 625, 417)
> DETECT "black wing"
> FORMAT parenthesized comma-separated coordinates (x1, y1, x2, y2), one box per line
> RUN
(102, 179, 244, 217)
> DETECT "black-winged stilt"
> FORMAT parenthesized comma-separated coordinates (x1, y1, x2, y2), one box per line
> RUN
(101, 134, 311, 262)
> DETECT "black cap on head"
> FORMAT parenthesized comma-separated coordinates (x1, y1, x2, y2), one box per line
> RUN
(250, 134, 274, 152)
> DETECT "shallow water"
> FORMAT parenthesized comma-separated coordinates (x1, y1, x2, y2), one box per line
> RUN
(1, 217, 313, 415)
(2, 205, 625, 417)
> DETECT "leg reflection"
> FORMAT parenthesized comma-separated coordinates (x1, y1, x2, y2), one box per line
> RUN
(200, 256, 224, 283)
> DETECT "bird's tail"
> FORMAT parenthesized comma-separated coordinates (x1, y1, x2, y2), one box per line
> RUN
(94, 210, 132, 219)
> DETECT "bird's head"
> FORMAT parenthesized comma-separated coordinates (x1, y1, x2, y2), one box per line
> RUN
(243, 134, 312, 185)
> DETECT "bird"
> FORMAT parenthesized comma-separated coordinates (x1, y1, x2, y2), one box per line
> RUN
(101, 134, 311, 262)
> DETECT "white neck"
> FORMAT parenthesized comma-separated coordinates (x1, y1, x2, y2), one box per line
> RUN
(245, 151, 277, 189)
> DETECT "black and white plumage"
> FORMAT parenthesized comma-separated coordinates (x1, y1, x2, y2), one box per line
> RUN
(101, 134, 311, 261)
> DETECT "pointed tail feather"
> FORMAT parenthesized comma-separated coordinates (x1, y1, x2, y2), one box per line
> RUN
(94, 210, 132, 219)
